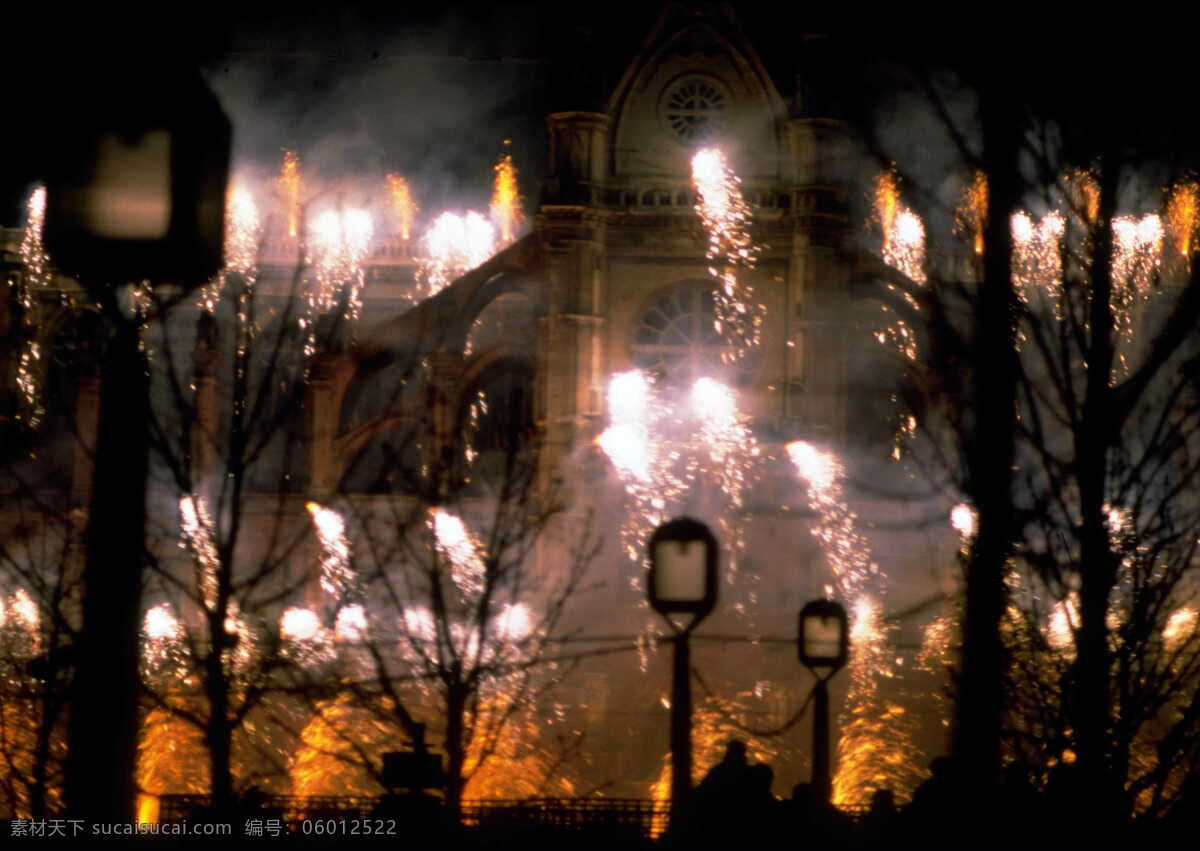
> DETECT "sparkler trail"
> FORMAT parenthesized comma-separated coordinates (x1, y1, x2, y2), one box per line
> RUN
(305, 501, 354, 598)
(429, 506, 486, 600)
(179, 495, 219, 609)
(490, 148, 523, 245)
(785, 442, 923, 802)
(691, 148, 764, 364)
(15, 186, 49, 428)
(386, 173, 418, 240)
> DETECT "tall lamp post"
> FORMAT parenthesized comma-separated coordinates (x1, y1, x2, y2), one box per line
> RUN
(647, 517, 718, 830)
(44, 69, 229, 823)
(798, 599, 849, 804)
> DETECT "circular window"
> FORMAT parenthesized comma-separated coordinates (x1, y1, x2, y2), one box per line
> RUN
(632, 285, 756, 384)
(661, 76, 729, 144)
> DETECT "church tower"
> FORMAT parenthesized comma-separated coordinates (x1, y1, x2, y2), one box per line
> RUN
(535, 4, 854, 473)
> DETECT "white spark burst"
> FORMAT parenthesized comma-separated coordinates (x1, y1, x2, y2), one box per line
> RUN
(305, 501, 354, 598)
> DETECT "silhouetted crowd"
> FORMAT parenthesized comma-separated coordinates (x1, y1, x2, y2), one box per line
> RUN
(666, 741, 1200, 850)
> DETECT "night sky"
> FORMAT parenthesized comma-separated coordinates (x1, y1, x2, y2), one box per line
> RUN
(6, 3, 1200, 226)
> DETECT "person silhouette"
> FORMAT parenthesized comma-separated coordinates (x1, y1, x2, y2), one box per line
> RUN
(688, 740, 753, 848)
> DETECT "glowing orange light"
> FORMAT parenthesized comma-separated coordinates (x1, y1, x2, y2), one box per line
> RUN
(278, 150, 302, 239)
(386, 173, 418, 240)
(490, 147, 523, 244)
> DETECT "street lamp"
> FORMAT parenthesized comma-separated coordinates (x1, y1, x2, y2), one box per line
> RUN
(647, 517, 718, 829)
(798, 599, 849, 803)
(40, 66, 231, 824)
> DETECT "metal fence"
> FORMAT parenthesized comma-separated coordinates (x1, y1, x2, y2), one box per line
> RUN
(158, 794, 377, 824)
(462, 797, 669, 839)
(158, 794, 669, 839)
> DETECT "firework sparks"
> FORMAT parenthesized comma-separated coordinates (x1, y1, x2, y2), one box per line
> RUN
(691, 148, 765, 364)
(335, 604, 368, 642)
(415, 211, 496, 300)
(179, 495, 219, 609)
(832, 596, 923, 807)
(281, 606, 334, 666)
(309, 208, 373, 321)
(490, 147, 523, 245)
(142, 604, 183, 670)
(305, 501, 354, 598)
(597, 371, 762, 576)
(785, 442, 873, 599)
(386, 173, 418, 240)
(8, 589, 39, 634)
(429, 507, 485, 600)
(278, 150, 302, 239)
(1164, 606, 1197, 651)
(1046, 596, 1078, 653)
(785, 443, 920, 802)
(872, 172, 926, 455)
(198, 185, 261, 312)
(1110, 213, 1163, 339)
(955, 171, 988, 256)
(875, 171, 926, 288)
(1011, 211, 1066, 306)
(15, 186, 49, 428)
(1167, 182, 1199, 260)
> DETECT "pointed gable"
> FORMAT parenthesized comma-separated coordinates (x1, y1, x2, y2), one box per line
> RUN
(605, 5, 788, 182)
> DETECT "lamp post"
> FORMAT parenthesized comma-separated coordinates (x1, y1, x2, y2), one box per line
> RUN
(647, 517, 718, 829)
(798, 599, 849, 804)
(43, 67, 229, 823)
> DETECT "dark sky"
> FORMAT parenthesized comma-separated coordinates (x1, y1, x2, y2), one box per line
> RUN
(7, 3, 1200, 227)
(1, 2, 827, 226)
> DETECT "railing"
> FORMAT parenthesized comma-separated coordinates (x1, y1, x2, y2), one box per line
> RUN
(158, 794, 669, 838)
(158, 794, 377, 824)
(462, 797, 669, 840)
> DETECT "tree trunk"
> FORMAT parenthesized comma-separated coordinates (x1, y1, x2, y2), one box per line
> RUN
(443, 684, 467, 824)
(1074, 166, 1120, 813)
(952, 75, 1021, 800)
(205, 610, 236, 811)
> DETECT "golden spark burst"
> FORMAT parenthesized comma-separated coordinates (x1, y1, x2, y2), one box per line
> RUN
(691, 148, 765, 364)
(1067, 170, 1100, 226)
(386, 173, 418, 240)
(1166, 181, 1199, 260)
(872, 171, 926, 456)
(278, 150, 302, 240)
(955, 171, 988, 256)
(832, 596, 924, 807)
(490, 148, 524, 245)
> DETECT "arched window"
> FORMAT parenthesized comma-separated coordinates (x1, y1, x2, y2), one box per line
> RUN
(632, 286, 736, 383)
(661, 76, 730, 144)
